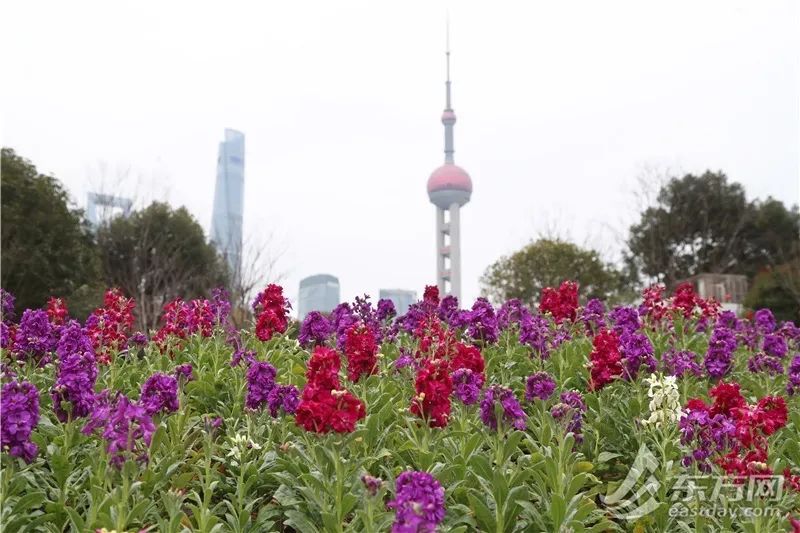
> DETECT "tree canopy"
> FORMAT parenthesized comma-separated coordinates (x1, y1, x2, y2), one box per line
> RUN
(626, 171, 799, 287)
(480, 238, 625, 308)
(96, 201, 229, 330)
(1, 148, 99, 313)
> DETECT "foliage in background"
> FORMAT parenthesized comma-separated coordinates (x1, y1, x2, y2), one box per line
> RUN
(96, 202, 229, 331)
(625, 170, 800, 287)
(745, 260, 800, 322)
(480, 238, 627, 307)
(1, 148, 100, 318)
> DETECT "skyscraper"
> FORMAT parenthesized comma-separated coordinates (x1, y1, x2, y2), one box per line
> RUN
(86, 192, 133, 229)
(211, 129, 245, 282)
(427, 37, 472, 302)
(298, 274, 340, 320)
(379, 289, 417, 317)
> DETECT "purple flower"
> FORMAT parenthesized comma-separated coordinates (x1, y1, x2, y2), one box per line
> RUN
(762, 334, 787, 358)
(330, 303, 358, 349)
(298, 311, 334, 348)
(245, 360, 277, 410)
(13, 309, 55, 362)
(231, 348, 256, 368)
(480, 385, 526, 431)
(140, 372, 179, 415)
(204, 415, 223, 433)
(551, 390, 586, 443)
(747, 353, 784, 375)
(437, 295, 463, 328)
(787, 355, 800, 396)
(526, 371, 556, 401)
(754, 309, 776, 333)
(679, 403, 736, 472)
(609, 306, 641, 335)
(55, 320, 93, 361)
(715, 311, 739, 330)
(361, 473, 383, 496)
(703, 326, 737, 379)
(377, 299, 397, 321)
(210, 287, 232, 324)
(128, 331, 148, 347)
(661, 349, 702, 378)
(519, 312, 551, 358)
(266, 384, 300, 417)
(1, 288, 16, 322)
(394, 349, 418, 372)
(1, 322, 11, 349)
(619, 331, 657, 380)
(84, 392, 155, 467)
(174, 363, 194, 382)
(387, 471, 446, 533)
(466, 298, 499, 344)
(51, 340, 98, 422)
(580, 298, 606, 334)
(497, 299, 526, 331)
(1, 380, 40, 463)
(451, 368, 482, 405)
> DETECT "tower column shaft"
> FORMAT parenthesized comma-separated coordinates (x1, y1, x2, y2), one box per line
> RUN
(449, 202, 461, 301)
(436, 207, 447, 294)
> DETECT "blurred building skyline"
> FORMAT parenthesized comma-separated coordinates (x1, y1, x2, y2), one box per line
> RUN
(211, 128, 245, 282)
(379, 288, 417, 317)
(298, 273, 340, 320)
(86, 192, 133, 229)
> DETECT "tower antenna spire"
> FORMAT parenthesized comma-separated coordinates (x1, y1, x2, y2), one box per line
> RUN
(445, 13, 452, 109)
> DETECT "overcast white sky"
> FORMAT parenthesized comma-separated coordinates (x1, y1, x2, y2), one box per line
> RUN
(3, 1, 799, 310)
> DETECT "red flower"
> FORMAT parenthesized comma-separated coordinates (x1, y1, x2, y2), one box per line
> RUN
(46, 297, 69, 325)
(588, 329, 623, 390)
(539, 280, 579, 323)
(253, 284, 290, 342)
(411, 359, 452, 428)
(671, 283, 697, 318)
(306, 346, 341, 390)
(344, 324, 378, 382)
(708, 381, 746, 417)
(450, 343, 485, 380)
(85, 288, 136, 363)
(423, 286, 440, 306)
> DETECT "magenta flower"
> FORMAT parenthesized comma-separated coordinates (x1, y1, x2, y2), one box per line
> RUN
(139, 372, 179, 415)
(387, 471, 446, 533)
(1, 380, 40, 463)
(245, 360, 277, 410)
(451, 368, 482, 405)
(480, 385, 526, 431)
(526, 371, 556, 401)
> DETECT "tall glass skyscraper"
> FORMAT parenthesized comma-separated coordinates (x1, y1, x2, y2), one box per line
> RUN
(211, 129, 245, 281)
(298, 274, 340, 320)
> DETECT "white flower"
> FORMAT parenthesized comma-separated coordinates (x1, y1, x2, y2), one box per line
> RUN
(642, 373, 682, 429)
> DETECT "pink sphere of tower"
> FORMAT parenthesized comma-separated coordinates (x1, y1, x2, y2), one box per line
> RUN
(427, 164, 472, 209)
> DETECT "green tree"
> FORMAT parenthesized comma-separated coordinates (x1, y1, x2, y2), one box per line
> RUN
(480, 238, 625, 308)
(1, 148, 100, 314)
(96, 202, 229, 330)
(626, 171, 799, 287)
(744, 260, 800, 322)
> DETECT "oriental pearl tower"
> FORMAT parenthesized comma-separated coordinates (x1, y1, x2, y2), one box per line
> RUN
(427, 36, 472, 302)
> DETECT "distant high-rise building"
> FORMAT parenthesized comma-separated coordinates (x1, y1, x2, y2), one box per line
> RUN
(379, 289, 417, 317)
(427, 33, 472, 302)
(86, 192, 133, 229)
(298, 274, 340, 320)
(211, 129, 245, 282)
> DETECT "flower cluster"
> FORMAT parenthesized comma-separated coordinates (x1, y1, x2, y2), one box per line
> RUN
(1, 288, 16, 322)
(618, 330, 657, 381)
(703, 326, 737, 379)
(539, 280, 579, 323)
(411, 359, 452, 428)
(661, 349, 703, 379)
(83, 391, 156, 467)
(84, 288, 136, 363)
(12, 309, 55, 363)
(267, 384, 300, 417)
(466, 298, 499, 343)
(526, 371, 556, 401)
(588, 330, 623, 390)
(253, 284, 291, 342)
(480, 385, 526, 431)
(344, 323, 379, 382)
(641, 373, 682, 429)
(551, 390, 587, 443)
(788, 355, 800, 395)
(295, 346, 365, 433)
(679, 381, 788, 474)
(46, 297, 69, 325)
(245, 361, 277, 410)
(174, 363, 194, 382)
(51, 339, 98, 422)
(580, 298, 606, 334)
(152, 297, 216, 347)
(387, 471, 446, 533)
(1, 380, 40, 463)
(451, 368, 482, 405)
(747, 352, 784, 375)
(139, 372, 179, 415)
(298, 311, 334, 348)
